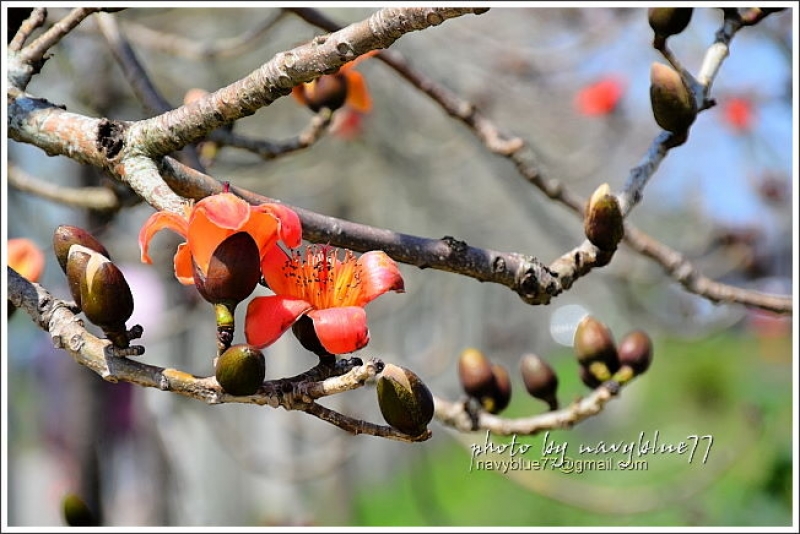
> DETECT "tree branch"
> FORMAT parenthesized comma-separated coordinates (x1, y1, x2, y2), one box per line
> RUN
(433, 383, 619, 436)
(7, 267, 427, 441)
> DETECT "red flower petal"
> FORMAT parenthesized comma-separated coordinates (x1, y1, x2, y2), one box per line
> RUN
(261, 245, 295, 297)
(138, 211, 188, 264)
(355, 251, 404, 305)
(253, 202, 303, 249)
(245, 295, 313, 349)
(308, 306, 370, 354)
(192, 192, 251, 230)
(344, 70, 372, 113)
(173, 243, 194, 285)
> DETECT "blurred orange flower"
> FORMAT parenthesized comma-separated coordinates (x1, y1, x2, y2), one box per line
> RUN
(575, 76, 625, 116)
(8, 238, 45, 282)
(139, 192, 302, 285)
(292, 50, 378, 114)
(245, 244, 404, 354)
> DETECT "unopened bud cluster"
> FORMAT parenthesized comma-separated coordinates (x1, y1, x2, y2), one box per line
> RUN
(573, 315, 653, 387)
(457, 348, 512, 414)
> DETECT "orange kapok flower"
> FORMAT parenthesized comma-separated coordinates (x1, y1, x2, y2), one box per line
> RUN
(245, 244, 404, 355)
(8, 238, 45, 282)
(138, 192, 302, 288)
(292, 51, 378, 114)
(575, 76, 625, 116)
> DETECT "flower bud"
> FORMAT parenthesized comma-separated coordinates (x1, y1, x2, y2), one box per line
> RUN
(298, 74, 349, 113)
(65, 246, 93, 308)
(584, 183, 624, 253)
(193, 232, 261, 307)
(72, 246, 134, 347)
(650, 62, 697, 134)
(519, 353, 559, 410)
(457, 347, 495, 399)
(617, 330, 653, 376)
(53, 225, 110, 275)
(215, 344, 266, 396)
(481, 363, 512, 415)
(573, 315, 620, 372)
(648, 8, 693, 42)
(292, 314, 333, 359)
(377, 364, 434, 436)
(61, 492, 99, 527)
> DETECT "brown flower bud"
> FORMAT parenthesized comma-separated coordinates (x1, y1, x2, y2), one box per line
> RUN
(648, 8, 693, 41)
(584, 183, 624, 253)
(76, 248, 134, 346)
(481, 363, 512, 415)
(520, 353, 559, 411)
(650, 62, 697, 134)
(53, 225, 110, 274)
(457, 347, 495, 399)
(377, 364, 434, 436)
(215, 344, 266, 396)
(579, 364, 602, 389)
(299, 74, 349, 113)
(617, 330, 653, 376)
(193, 232, 261, 307)
(574, 316, 617, 365)
(292, 314, 334, 360)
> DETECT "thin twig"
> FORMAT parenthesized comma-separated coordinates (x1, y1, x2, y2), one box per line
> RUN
(120, 11, 287, 60)
(434, 384, 619, 436)
(19, 8, 101, 65)
(213, 108, 333, 160)
(8, 7, 47, 52)
(8, 164, 121, 212)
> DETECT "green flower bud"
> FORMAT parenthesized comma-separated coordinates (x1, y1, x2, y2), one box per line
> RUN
(215, 344, 266, 396)
(584, 183, 624, 253)
(650, 62, 697, 134)
(648, 8, 693, 40)
(53, 225, 110, 275)
(377, 364, 435, 436)
(617, 330, 653, 376)
(61, 492, 99, 527)
(457, 347, 495, 399)
(193, 232, 260, 307)
(519, 353, 559, 411)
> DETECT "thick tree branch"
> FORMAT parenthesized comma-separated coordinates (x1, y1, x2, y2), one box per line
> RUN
(125, 7, 489, 158)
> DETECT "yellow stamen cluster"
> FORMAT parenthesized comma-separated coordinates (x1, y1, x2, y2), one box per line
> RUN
(281, 245, 362, 308)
